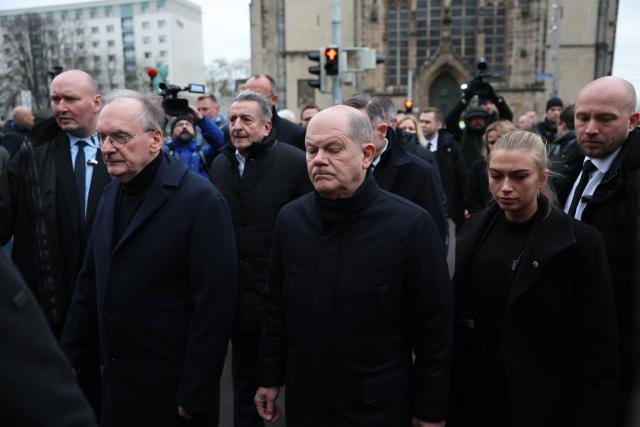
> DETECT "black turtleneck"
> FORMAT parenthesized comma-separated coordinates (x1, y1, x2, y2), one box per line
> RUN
(113, 152, 163, 246)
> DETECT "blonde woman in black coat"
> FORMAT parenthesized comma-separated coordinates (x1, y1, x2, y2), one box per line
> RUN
(450, 131, 618, 427)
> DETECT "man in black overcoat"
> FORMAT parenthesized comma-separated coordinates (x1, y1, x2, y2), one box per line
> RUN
(344, 94, 448, 246)
(210, 90, 312, 427)
(254, 105, 453, 427)
(556, 76, 640, 427)
(0, 70, 109, 416)
(61, 89, 237, 427)
(0, 251, 96, 427)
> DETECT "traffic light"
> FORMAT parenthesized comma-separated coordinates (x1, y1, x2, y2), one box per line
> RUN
(308, 49, 327, 92)
(404, 99, 414, 113)
(324, 47, 340, 76)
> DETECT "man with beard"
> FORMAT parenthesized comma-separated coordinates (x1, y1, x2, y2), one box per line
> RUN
(210, 90, 311, 427)
(165, 107, 224, 178)
(446, 107, 490, 170)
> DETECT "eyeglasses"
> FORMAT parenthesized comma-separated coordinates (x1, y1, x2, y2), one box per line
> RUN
(97, 129, 156, 148)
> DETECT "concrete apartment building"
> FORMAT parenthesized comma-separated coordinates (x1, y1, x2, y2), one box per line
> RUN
(0, 0, 204, 116)
(250, 0, 618, 117)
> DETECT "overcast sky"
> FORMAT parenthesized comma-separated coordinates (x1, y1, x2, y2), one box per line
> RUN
(0, 0, 638, 98)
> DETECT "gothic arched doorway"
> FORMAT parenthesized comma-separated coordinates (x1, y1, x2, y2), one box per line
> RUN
(428, 73, 459, 117)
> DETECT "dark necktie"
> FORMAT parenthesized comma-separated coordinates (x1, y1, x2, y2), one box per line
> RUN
(75, 140, 86, 221)
(567, 160, 597, 217)
(427, 142, 433, 152)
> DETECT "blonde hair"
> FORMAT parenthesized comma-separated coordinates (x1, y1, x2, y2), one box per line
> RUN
(398, 115, 428, 147)
(482, 120, 516, 160)
(490, 130, 558, 207)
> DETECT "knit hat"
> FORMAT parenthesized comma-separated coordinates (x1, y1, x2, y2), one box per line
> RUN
(545, 96, 563, 112)
(464, 107, 490, 121)
(171, 115, 195, 135)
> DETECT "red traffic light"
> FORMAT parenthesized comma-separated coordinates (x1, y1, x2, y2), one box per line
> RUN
(324, 47, 338, 62)
(404, 99, 414, 112)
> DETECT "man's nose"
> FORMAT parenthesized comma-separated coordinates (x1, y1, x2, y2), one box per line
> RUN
(584, 119, 599, 134)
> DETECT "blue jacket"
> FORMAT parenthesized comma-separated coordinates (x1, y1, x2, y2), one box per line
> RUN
(165, 116, 224, 178)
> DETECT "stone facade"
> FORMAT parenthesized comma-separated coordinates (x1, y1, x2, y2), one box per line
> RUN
(250, 0, 617, 119)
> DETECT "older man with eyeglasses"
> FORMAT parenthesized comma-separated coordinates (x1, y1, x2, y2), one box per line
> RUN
(61, 89, 237, 427)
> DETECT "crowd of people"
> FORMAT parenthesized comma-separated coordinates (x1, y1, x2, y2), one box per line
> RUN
(0, 68, 638, 427)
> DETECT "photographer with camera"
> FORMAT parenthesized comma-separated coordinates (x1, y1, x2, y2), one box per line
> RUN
(445, 60, 513, 168)
(165, 104, 225, 178)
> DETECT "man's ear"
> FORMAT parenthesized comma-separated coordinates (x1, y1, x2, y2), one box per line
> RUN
(263, 121, 273, 137)
(150, 130, 164, 153)
(377, 122, 388, 139)
(361, 143, 377, 169)
(628, 111, 640, 131)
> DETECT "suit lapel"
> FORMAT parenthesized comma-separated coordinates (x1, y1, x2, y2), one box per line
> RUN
(52, 134, 80, 232)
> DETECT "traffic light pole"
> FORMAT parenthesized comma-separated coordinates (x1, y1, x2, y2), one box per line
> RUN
(331, 0, 342, 105)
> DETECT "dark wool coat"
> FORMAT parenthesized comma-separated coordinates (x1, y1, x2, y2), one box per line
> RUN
(433, 129, 469, 228)
(0, 117, 109, 328)
(451, 201, 619, 427)
(0, 251, 96, 427)
(260, 177, 453, 426)
(61, 156, 237, 427)
(555, 128, 640, 425)
(373, 138, 449, 245)
(270, 106, 307, 151)
(210, 133, 312, 332)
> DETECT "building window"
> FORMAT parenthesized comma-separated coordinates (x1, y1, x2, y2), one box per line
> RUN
(144, 51, 152, 58)
(92, 41, 100, 48)
(94, 55, 102, 63)
(90, 7, 97, 18)
(141, 2, 149, 12)
(143, 36, 151, 44)
(122, 17, 134, 30)
(124, 47, 135, 60)
(157, 0, 166, 12)
(107, 40, 115, 47)
(78, 42, 85, 49)
(60, 10, 68, 21)
(105, 6, 112, 17)
(158, 19, 167, 28)
(385, 2, 409, 86)
(76, 27, 84, 35)
(123, 33, 135, 44)
(159, 50, 168, 57)
(159, 35, 167, 43)
(108, 54, 116, 62)
(92, 26, 99, 34)
(142, 21, 150, 30)
(75, 9, 83, 19)
(482, 2, 506, 79)
(106, 25, 114, 33)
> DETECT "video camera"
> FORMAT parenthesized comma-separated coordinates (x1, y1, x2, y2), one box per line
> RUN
(159, 82, 206, 116)
(464, 58, 497, 101)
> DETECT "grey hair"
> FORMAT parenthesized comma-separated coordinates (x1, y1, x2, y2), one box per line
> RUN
(102, 89, 165, 130)
(490, 130, 558, 208)
(343, 94, 385, 127)
(372, 96, 397, 123)
(345, 108, 374, 146)
(233, 90, 273, 122)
